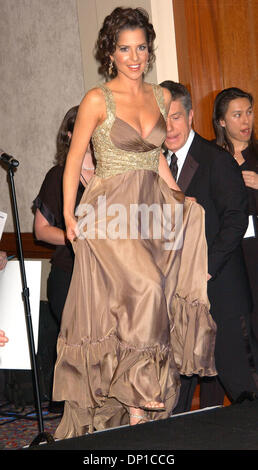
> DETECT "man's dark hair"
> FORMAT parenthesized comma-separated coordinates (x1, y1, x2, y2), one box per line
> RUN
(160, 80, 192, 114)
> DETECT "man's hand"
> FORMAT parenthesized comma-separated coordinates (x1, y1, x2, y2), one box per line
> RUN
(185, 196, 197, 202)
(242, 171, 258, 190)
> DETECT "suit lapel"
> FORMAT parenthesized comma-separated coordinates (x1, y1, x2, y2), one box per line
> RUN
(177, 152, 199, 193)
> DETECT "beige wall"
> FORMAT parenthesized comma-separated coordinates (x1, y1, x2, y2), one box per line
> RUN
(150, 0, 178, 84)
(0, 0, 85, 232)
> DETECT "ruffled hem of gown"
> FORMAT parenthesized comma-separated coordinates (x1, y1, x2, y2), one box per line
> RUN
(170, 294, 217, 377)
(53, 333, 179, 408)
(53, 333, 180, 437)
(53, 293, 217, 438)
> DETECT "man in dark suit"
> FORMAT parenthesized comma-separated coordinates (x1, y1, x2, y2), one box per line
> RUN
(160, 80, 258, 411)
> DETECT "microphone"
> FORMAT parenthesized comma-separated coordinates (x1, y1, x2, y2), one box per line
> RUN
(0, 150, 19, 167)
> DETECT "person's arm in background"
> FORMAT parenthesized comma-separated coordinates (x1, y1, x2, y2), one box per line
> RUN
(33, 165, 67, 246)
(34, 209, 66, 245)
(208, 152, 248, 279)
(242, 170, 258, 190)
(0, 330, 8, 346)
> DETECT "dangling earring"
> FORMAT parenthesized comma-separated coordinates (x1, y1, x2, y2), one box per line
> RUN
(144, 61, 149, 74)
(108, 60, 114, 76)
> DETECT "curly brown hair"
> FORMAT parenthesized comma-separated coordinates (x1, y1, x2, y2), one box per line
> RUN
(95, 7, 156, 79)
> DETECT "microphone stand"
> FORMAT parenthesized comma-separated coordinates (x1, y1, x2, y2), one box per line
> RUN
(1, 157, 54, 447)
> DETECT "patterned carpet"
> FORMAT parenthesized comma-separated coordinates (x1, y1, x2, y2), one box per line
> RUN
(0, 386, 214, 450)
(0, 401, 62, 449)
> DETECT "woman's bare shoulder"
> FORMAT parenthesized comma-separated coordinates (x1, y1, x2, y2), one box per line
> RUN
(160, 86, 172, 109)
(77, 87, 107, 127)
(80, 86, 106, 108)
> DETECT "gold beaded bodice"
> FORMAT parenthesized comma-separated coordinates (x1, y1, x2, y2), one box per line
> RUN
(92, 84, 167, 178)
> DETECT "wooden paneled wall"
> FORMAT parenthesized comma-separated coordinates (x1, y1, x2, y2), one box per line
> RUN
(171, 0, 258, 409)
(173, 0, 258, 139)
(1, 232, 54, 259)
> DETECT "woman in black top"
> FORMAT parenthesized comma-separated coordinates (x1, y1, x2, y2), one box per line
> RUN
(34, 106, 95, 324)
(213, 88, 258, 342)
(33, 106, 95, 405)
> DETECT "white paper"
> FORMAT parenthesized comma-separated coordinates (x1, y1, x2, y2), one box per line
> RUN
(244, 215, 256, 238)
(0, 260, 41, 369)
(0, 211, 7, 240)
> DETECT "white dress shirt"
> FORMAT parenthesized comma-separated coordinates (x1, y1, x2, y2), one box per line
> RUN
(165, 129, 195, 181)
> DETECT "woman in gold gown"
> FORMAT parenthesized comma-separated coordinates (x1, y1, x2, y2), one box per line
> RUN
(53, 7, 217, 438)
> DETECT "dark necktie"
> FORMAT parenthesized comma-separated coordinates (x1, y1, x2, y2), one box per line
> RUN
(169, 153, 178, 181)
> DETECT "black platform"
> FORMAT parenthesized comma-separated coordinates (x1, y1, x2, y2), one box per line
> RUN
(30, 400, 258, 451)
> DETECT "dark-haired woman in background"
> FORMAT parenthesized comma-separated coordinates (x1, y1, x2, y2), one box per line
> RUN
(33, 106, 95, 405)
(213, 87, 258, 343)
(34, 106, 95, 328)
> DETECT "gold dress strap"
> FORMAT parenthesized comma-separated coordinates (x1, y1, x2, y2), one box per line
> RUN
(98, 84, 116, 123)
(152, 84, 168, 120)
